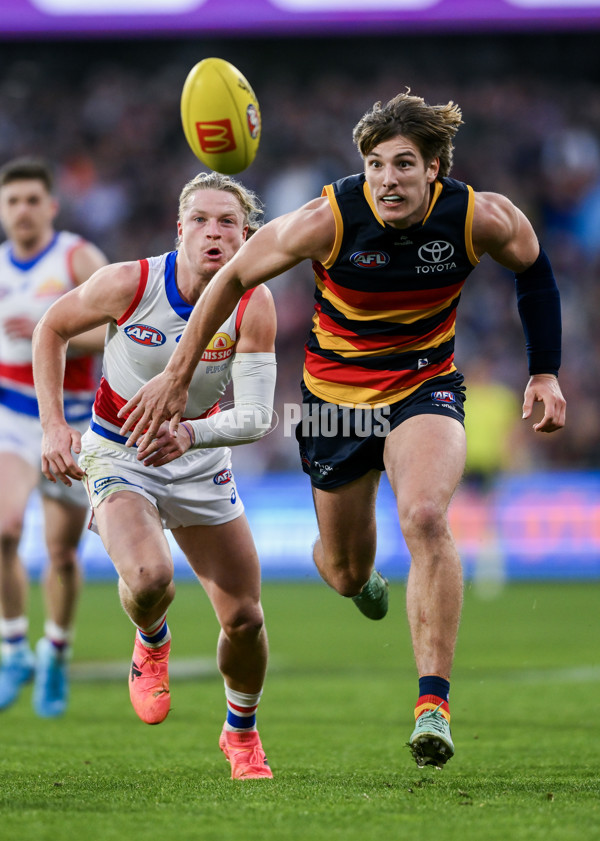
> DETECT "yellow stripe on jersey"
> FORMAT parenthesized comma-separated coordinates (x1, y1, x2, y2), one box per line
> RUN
(302, 365, 456, 408)
(315, 274, 458, 325)
(465, 185, 479, 266)
(321, 184, 345, 269)
(311, 312, 457, 357)
(363, 178, 443, 228)
(363, 181, 386, 227)
(422, 180, 443, 224)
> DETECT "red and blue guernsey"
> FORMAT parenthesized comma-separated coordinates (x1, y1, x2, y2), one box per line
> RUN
(91, 251, 254, 446)
(0, 231, 96, 422)
(303, 174, 479, 407)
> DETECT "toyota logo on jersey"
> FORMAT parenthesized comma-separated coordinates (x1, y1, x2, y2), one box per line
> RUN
(418, 241, 455, 263)
(416, 241, 457, 274)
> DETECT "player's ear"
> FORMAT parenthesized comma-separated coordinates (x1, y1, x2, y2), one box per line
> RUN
(427, 158, 440, 182)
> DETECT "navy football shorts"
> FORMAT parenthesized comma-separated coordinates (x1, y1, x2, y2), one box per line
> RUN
(296, 372, 466, 489)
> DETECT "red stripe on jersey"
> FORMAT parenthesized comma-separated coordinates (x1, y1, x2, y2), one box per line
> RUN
(65, 239, 85, 286)
(93, 377, 127, 424)
(117, 259, 149, 326)
(235, 288, 257, 334)
(315, 263, 464, 312)
(0, 358, 94, 391)
(315, 306, 457, 352)
(0, 362, 34, 386)
(64, 357, 95, 391)
(94, 377, 221, 427)
(304, 348, 453, 392)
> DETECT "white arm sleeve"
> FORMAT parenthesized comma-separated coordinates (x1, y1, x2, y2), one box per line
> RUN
(185, 352, 276, 449)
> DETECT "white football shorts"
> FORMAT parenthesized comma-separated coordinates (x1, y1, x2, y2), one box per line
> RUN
(0, 402, 90, 508)
(79, 428, 245, 531)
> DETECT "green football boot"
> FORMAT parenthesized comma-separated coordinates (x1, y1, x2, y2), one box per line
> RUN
(408, 703, 454, 768)
(351, 570, 389, 620)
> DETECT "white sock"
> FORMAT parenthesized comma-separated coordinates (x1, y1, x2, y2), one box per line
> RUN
(224, 683, 263, 732)
(44, 620, 72, 650)
(0, 616, 29, 659)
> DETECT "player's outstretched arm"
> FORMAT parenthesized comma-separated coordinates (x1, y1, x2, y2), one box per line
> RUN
(119, 197, 335, 449)
(473, 191, 566, 434)
(136, 285, 277, 467)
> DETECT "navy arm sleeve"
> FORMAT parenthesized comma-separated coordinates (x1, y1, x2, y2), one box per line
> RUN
(514, 247, 562, 376)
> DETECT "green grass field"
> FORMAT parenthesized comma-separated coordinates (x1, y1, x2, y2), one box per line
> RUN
(0, 579, 598, 841)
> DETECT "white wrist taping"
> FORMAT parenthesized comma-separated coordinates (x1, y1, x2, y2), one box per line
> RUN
(186, 352, 276, 448)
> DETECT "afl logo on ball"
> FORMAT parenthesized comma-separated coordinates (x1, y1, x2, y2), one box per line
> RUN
(350, 251, 390, 268)
(246, 104, 260, 139)
(124, 324, 166, 346)
(213, 468, 233, 485)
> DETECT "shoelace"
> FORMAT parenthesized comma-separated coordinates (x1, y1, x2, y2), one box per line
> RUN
(229, 744, 269, 773)
(136, 649, 167, 678)
(360, 574, 381, 601)
(418, 702, 449, 735)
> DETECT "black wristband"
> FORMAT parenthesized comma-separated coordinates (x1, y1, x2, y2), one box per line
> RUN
(514, 247, 562, 376)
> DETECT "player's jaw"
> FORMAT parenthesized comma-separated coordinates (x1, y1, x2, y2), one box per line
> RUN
(3, 213, 47, 252)
(375, 187, 431, 228)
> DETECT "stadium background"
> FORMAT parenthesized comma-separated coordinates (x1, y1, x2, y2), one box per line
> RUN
(2, 0, 599, 582)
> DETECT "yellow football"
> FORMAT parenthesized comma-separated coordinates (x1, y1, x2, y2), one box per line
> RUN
(180, 57, 261, 175)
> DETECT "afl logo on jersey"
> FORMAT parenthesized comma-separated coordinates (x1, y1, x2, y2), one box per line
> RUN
(350, 251, 390, 268)
(213, 468, 233, 485)
(124, 324, 166, 346)
(418, 241, 455, 263)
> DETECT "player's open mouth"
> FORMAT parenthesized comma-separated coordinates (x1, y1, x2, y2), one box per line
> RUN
(381, 195, 403, 205)
(205, 248, 222, 258)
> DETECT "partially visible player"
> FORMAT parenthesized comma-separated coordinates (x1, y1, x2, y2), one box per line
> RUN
(0, 158, 108, 717)
(33, 172, 277, 780)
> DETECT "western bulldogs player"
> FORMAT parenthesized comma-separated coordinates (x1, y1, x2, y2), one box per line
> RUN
(33, 172, 276, 780)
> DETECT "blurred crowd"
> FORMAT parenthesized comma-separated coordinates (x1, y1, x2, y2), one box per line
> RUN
(1, 32, 599, 475)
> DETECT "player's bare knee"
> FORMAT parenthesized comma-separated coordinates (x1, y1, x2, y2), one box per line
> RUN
(46, 545, 78, 574)
(0, 512, 25, 551)
(399, 499, 447, 544)
(126, 564, 173, 606)
(222, 605, 264, 644)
